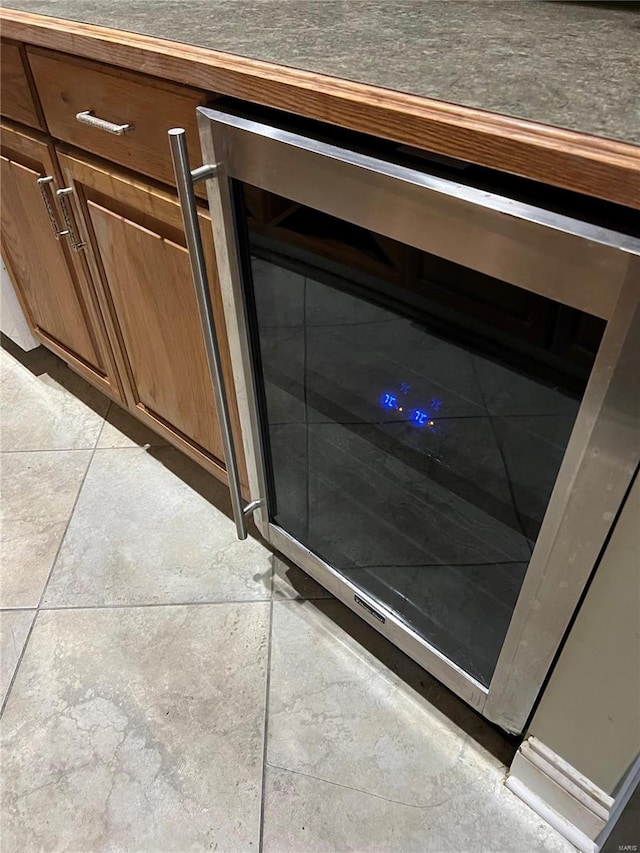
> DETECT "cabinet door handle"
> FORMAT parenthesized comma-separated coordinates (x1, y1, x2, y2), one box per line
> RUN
(37, 176, 69, 240)
(55, 187, 87, 253)
(76, 110, 133, 136)
(169, 127, 259, 541)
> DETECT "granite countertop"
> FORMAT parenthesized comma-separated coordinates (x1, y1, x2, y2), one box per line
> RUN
(5, 0, 640, 145)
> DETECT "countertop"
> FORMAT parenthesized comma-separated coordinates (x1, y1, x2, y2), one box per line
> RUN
(3, 0, 640, 145)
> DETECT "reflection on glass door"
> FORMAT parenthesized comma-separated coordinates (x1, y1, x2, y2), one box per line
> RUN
(239, 184, 604, 687)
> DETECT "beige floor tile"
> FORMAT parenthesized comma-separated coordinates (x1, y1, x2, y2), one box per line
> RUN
(0, 346, 109, 451)
(0, 609, 35, 706)
(1, 603, 269, 852)
(44, 446, 272, 607)
(96, 403, 168, 449)
(262, 764, 575, 853)
(264, 599, 574, 852)
(0, 450, 91, 607)
(0, 317, 579, 853)
(268, 599, 508, 805)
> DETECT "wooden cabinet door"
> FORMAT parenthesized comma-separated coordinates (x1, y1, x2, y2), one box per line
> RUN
(57, 150, 245, 485)
(0, 122, 122, 400)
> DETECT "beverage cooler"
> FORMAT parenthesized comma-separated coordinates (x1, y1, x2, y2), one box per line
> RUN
(169, 107, 639, 734)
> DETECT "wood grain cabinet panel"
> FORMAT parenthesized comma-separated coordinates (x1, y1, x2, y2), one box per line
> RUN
(0, 40, 44, 129)
(27, 47, 207, 192)
(57, 150, 245, 484)
(0, 122, 123, 399)
(89, 202, 225, 461)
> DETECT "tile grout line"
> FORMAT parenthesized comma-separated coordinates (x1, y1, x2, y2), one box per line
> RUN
(36, 407, 110, 612)
(38, 598, 274, 612)
(0, 447, 101, 454)
(265, 760, 483, 811)
(258, 595, 275, 852)
(0, 607, 38, 613)
(0, 405, 110, 718)
(3, 595, 324, 615)
(0, 611, 38, 718)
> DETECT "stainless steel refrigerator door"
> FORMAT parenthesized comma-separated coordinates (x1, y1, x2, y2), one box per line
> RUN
(195, 106, 640, 733)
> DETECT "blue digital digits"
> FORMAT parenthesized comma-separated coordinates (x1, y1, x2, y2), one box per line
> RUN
(381, 393, 398, 409)
(381, 388, 441, 427)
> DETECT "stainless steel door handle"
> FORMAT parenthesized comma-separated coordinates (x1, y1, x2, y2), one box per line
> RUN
(55, 187, 87, 252)
(76, 110, 133, 135)
(37, 176, 69, 240)
(168, 127, 259, 540)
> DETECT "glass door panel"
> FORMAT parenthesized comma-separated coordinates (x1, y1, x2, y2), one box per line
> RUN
(239, 184, 603, 686)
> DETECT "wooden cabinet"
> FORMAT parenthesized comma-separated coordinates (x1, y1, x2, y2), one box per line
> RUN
(56, 150, 244, 483)
(0, 40, 244, 486)
(27, 48, 208, 196)
(0, 121, 123, 400)
(0, 40, 44, 130)
(0, 40, 246, 488)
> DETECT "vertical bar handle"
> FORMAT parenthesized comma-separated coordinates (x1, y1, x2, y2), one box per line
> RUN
(37, 176, 69, 240)
(168, 127, 251, 540)
(55, 187, 87, 252)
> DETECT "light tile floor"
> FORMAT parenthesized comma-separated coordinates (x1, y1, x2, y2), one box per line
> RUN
(0, 340, 576, 852)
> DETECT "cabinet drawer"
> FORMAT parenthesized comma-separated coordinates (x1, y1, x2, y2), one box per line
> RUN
(1, 40, 44, 130)
(27, 48, 207, 189)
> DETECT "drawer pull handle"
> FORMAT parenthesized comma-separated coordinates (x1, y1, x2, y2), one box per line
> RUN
(56, 187, 87, 253)
(37, 176, 69, 240)
(76, 110, 133, 135)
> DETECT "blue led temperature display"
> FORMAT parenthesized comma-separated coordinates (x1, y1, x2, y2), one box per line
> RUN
(382, 393, 398, 409)
(379, 386, 442, 428)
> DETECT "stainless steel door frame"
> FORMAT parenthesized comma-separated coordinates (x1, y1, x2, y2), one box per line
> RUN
(484, 262, 640, 730)
(197, 106, 640, 733)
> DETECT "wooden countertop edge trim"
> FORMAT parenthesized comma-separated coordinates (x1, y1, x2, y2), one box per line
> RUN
(2, 8, 639, 209)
